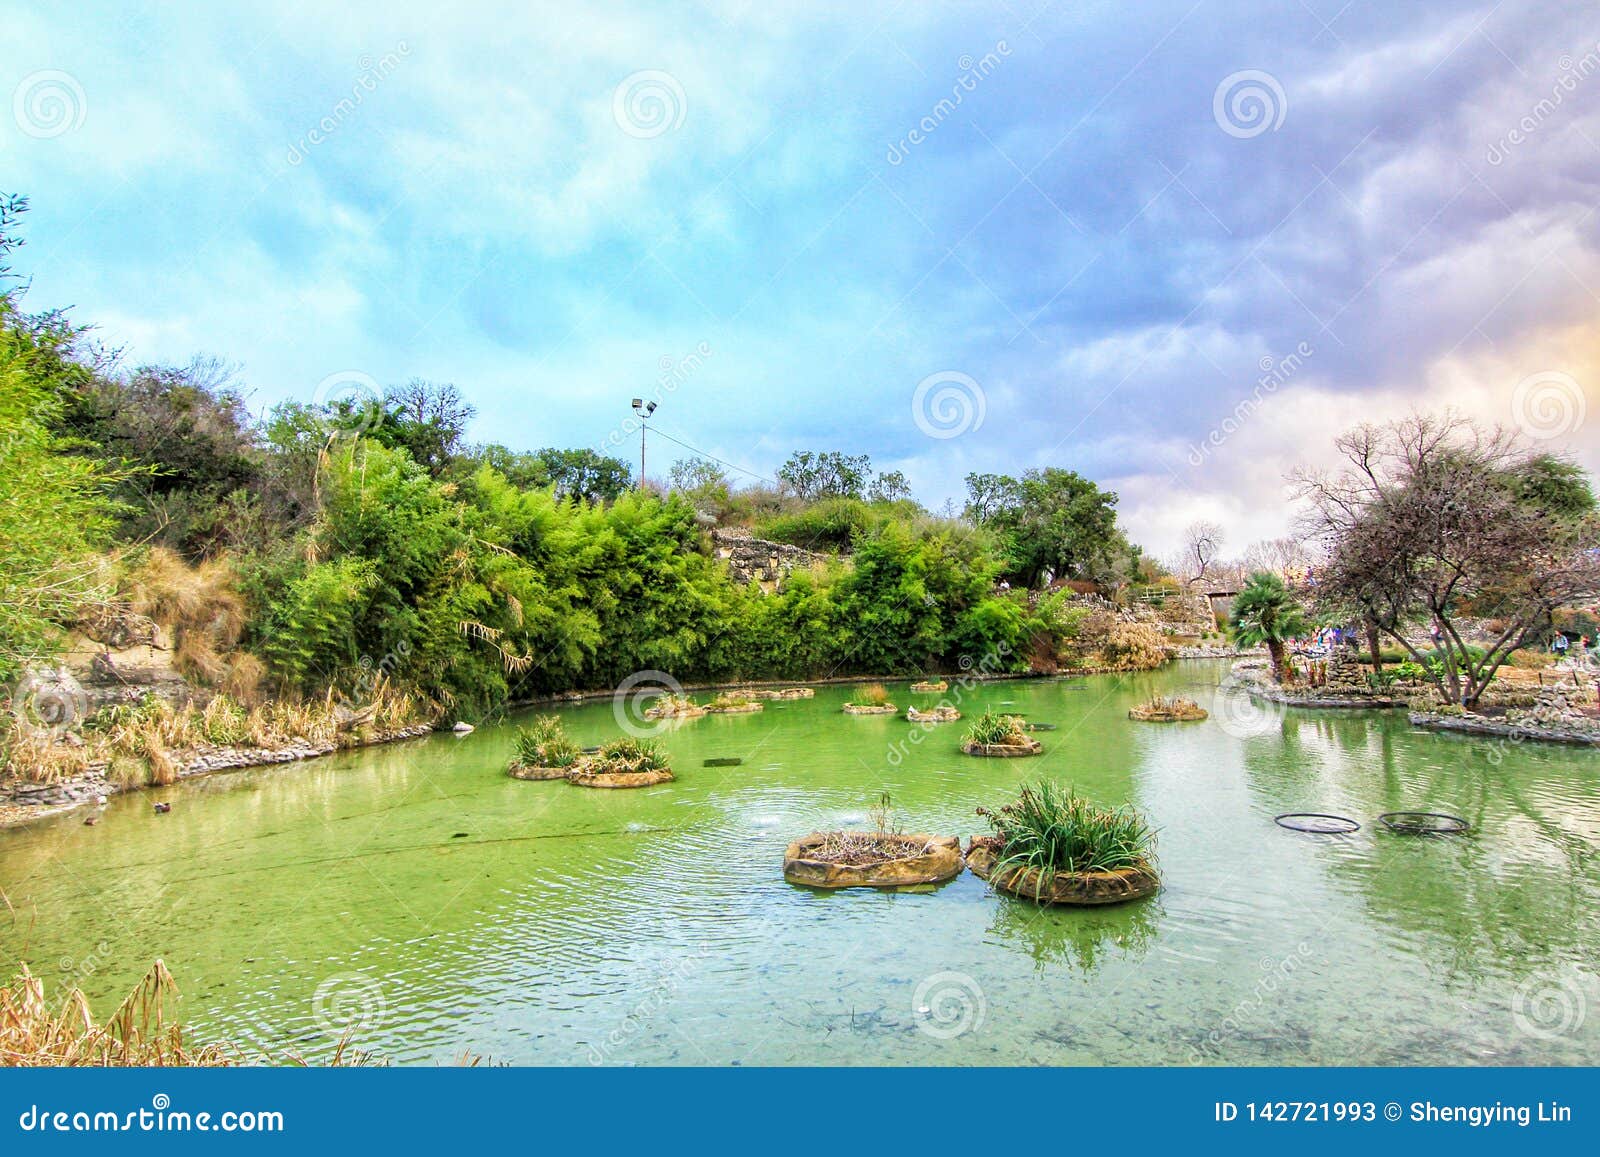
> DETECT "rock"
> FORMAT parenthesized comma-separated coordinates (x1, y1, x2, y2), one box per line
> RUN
(451, 721, 475, 733)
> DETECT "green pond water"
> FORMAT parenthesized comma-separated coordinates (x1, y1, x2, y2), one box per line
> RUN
(3, 661, 1598, 1066)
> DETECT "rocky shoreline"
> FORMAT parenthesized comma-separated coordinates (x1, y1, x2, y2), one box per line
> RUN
(0, 724, 436, 831)
(1231, 655, 1406, 710)
(1406, 711, 1600, 747)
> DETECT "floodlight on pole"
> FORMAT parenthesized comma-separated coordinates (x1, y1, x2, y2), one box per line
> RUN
(632, 398, 658, 488)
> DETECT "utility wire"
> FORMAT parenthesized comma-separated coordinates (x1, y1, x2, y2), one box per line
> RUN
(647, 424, 782, 488)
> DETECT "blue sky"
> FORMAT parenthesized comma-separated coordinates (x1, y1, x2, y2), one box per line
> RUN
(6, 0, 1600, 554)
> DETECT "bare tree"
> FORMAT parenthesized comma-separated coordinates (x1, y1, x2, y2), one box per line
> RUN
(1175, 521, 1224, 589)
(1242, 537, 1310, 575)
(1293, 413, 1600, 706)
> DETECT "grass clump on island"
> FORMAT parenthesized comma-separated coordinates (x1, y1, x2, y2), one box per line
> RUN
(964, 710, 1029, 747)
(509, 715, 581, 772)
(1127, 695, 1208, 722)
(704, 690, 762, 712)
(806, 793, 924, 865)
(977, 781, 1157, 878)
(643, 693, 705, 720)
(586, 737, 671, 775)
(842, 683, 896, 713)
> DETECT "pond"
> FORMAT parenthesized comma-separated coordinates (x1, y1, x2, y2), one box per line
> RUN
(3, 661, 1598, 1065)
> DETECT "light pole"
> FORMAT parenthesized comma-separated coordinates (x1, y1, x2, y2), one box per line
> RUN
(631, 398, 657, 489)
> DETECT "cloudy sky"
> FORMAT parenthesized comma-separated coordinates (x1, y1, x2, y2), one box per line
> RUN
(6, 0, 1600, 555)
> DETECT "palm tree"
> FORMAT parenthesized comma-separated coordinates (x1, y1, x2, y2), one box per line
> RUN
(1230, 571, 1310, 683)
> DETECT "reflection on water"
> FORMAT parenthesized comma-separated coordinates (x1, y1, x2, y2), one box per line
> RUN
(985, 891, 1158, 975)
(2, 662, 1598, 1066)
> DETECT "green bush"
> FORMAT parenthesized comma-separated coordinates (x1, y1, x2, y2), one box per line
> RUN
(757, 498, 877, 551)
(965, 710, 1027, 746)
(512, 715, 579, 769)
(978, 781, 1157, 875)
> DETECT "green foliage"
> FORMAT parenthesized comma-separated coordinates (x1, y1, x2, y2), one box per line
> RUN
(964, 468, 1135, 587)
(0, 299, 121, 681)
(848, 683, 892, 707)
(777, 450, 871, 501)
(965, 711, 1027, 746)
(1229, 571, 1310, 647)
(759, 497, 876, 550)
(512, 715, 580, 768)
(980, 782, 1158, 876)
(589, 737, 670, 774)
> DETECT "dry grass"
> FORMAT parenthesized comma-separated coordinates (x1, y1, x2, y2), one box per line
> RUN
(1128, 695, 1208, 721)
(3, 686, 434, 786)
(807, 831, 930, 866)
(1, 960, 370, 1067)
(1, 960, 244, 1066)
(121, 548, 258, 692)
(849, 683, 892, 707)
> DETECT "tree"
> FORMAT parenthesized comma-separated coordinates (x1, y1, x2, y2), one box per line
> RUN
(1175, 521, 1223, 589)
(374, 379, 475, 473)
(1294, 413, 1600, 706)
(0, 299, 121, 681)
(778, 451, 871, 501)
(533, 447, 633, 503)
(0, 192, 27, 280)
(1229, 571, 1310, 683)
(668, 457, 731, 511)
(964, 468, 1128, 588)
(963, 472, 1021, 524)
(867, 469, 913, 504)
(60, 356, 261, 557)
